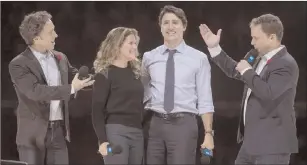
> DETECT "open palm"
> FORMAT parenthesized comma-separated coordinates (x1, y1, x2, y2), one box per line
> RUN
(199, 24, 222, 48)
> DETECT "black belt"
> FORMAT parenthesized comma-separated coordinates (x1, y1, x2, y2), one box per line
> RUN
(48, 120, 63, 129)
(152, 111, 196, 120)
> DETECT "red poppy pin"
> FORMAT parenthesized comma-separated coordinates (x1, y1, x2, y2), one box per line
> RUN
(55, 54, 62, 61)
(267, 59, 272, 65)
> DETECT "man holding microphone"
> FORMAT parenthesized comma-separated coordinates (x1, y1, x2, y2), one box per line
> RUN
(9, 11, 95, 165)
(199, 14, 299, 164)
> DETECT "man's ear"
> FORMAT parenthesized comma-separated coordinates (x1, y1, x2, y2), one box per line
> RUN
(33, 36, 40, 43)
(183, 25, 187, 32)
(269, 34, 277, 41)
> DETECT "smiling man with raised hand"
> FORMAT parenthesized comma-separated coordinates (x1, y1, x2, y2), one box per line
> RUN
(141, 5, 215, 164)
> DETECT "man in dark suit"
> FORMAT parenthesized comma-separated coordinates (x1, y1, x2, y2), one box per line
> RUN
(8, 11, 95, 165)
(199, 14, 299, 164)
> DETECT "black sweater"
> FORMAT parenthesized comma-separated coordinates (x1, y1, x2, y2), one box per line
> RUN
(92, 65, 144, 144)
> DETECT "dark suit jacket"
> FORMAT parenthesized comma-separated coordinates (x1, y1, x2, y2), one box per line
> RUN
(9, 47, 77, 150)
(211, 47, 299, 155)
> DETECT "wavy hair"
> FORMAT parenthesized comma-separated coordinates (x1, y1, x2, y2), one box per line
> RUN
(19, 11, 52, 45)
(93, 27, 141, 79)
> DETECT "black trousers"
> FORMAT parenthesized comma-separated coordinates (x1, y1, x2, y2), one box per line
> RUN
(18, 121, 68, 165)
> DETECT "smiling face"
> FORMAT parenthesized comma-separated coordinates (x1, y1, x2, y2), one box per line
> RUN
(33, 20, 58, 52)
(119, 34, 138, 61)
(160, 12, 186, 45)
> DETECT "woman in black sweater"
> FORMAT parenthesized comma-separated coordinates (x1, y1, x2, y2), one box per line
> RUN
(92, 27, 144, 164)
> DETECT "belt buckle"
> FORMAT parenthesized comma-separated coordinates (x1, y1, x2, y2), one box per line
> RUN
(162, 113, 168, 120)
(49, 121, 59, 128)
(160, 113, 170, 120)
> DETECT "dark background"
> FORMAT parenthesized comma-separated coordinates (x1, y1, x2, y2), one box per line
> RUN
(1, 1, 306, 165)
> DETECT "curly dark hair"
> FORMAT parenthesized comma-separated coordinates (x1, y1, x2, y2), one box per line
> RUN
(19, 11, 52, 45)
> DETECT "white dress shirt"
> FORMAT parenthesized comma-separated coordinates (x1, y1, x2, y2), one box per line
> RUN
(208, 45, 284, 124)
(31, 48, 63, 121)
(142, 41, 214, 115)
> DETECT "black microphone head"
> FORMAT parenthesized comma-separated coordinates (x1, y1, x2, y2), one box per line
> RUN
(249, 48, 258, 55)
(244, 49, 258, 65)
(200, 155, 211, 164)
(111, 145, 122, 154)
(78, 66, 89, 79)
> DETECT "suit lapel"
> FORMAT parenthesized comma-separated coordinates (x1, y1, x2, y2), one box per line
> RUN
(260, 65, 268, 78)
(54, 55, 65, 85)
(239, 55, 261, 127)
(51, 51, 68, 85)
(24, 47, 48, 83)
(242, 56, 261, 99)
(259, 47, 287, 78)
(51, 51, 71, 141)
(252, 56, 262, 69)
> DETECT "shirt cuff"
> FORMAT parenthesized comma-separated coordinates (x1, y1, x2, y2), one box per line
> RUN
(240, 67, 252, 75)
(198, 107, 215, 115)
(207, 45, 222, 58)
(71, 85, 75, 94)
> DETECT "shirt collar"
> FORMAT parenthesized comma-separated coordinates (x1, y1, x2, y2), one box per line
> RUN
(29, 46, 54, 61)
(161, 40, 186, 55)
(261, 45, 284, 61)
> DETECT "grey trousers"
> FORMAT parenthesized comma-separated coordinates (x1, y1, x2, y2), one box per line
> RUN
(103, 124, 144, 165)
(18, 122, 68, 165)
(146, 113, 198, 165)
(235, 144, 291, 165)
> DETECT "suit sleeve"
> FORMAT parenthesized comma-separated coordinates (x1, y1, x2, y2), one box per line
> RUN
(60, 53, 79, 100)
(210, 50, 243, 81)
(9, 60, 71, 101)
(65, 55, 78, 75)
(91, 73, 110, 144)
(242, 61, 298, 101)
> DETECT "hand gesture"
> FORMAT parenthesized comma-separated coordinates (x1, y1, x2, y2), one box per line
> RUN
(199, 24, 222, 48)
(71, 73, 95, 92)
(98, 142, 110, 156)
(201, 133, 214, 151)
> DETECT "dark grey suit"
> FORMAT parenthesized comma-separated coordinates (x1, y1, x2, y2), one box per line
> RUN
(8, 47, 77, 165)
(211, 47, 299, 164)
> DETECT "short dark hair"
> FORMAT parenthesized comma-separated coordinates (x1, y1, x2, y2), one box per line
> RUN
(158, 5, 188, 28)
(250, 14, 284, 41)
(19, 11, 52, 45)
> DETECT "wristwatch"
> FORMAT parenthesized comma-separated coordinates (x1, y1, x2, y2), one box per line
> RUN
(205, 130, 214, 136)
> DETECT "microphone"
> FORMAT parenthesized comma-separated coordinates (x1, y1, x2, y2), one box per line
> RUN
(235, 49, 258, 77)
(244, 49, 258, 65)
(74, 66, 89, 98)
(200, 148, 213, 164)
(78, 66, 89, 80)
(107, 144, 122, 155)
